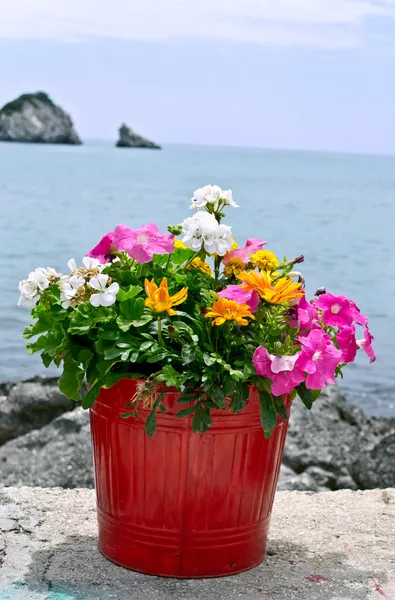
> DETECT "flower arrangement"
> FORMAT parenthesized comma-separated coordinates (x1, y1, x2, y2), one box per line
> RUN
(19, 185, 375, 436)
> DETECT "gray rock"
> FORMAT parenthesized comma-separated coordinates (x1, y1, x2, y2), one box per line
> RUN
(0, 409, 93, 488)
(0, 376, 75, 446)
(115, 123, 161, 149)
(277, 465, 322, 492)
(283, 384, 395, 491)
(0, 92, 82, 144)
(350, 432, 395, 489)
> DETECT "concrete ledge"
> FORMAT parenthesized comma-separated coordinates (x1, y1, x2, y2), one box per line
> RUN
(0, 487, 394, 599)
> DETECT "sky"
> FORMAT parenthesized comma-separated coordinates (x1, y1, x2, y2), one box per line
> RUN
(1, 0, 395, 154)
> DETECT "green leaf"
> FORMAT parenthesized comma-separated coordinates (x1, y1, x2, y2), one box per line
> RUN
(78, 349, 93, 368)
(120, 297, 145, 321)
(273, 394, 288, 421)
(104, 348, 127, 360)
(296, 382, 316, 410)
(116, 313, 153, 331)
(210, 385, 226, 408)
(259, 390, 277, 438)
(140, 341, 153, 352)
(224, 376, 236, 397)
(171, 248, 195, 265)
(145, 391, 164, 437)
(232, 383, 250, 414)
(161, 365, 180, 387)
(98, 329, 120, 341)
(58, 355, 85, 401)
(82, 372, 142, 410)
(181, 345, 196, 365)
(117, 285, 143, 302)
(203, 353, 216, 366)
(176, 405, 197, 418)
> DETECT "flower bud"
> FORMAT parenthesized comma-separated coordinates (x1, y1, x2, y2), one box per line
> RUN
(315, 286, 327, 297)
(289, 255, 305, 265)
(167, 224, 183, 236)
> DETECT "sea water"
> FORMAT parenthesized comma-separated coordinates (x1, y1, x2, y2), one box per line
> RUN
(1, 141, 394, 416)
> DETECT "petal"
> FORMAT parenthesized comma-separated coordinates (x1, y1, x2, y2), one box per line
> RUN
(107, 282, 120, 295)
(88, 277, 101, 291)
(90, 294, 102, 307)
(67, 258, 77, 272)
(101, 293, 117, 307)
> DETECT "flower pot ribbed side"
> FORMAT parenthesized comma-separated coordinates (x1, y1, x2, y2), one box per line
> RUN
(90, 378, 291, 578)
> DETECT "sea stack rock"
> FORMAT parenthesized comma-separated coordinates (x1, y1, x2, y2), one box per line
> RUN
(116, 123, 161, 149)
(0, 92, 82, 145)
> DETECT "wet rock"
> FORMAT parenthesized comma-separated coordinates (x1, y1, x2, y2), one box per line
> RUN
(0, 376, 75, 446)
(0, 409, 93, 488)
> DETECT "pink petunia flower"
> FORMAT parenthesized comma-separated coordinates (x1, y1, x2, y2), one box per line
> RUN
(336, 325, 358, 364)
(315, 293, 354, 328)
(253, 347, 305, 396)
(112, 223, 175, 264)
(297, 296, 319, 328)
(358, 326, 376, 363)
(349, 300, 368, 327)
(296, 328, 342, 389)
(218, 285, 259, 313)
(222, 238, 266, 266)
(86, 232, 115, 264)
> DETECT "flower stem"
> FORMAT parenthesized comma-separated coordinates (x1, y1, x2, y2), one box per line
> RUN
(157, 317, 164, 346)
(176, 250, 200, 273)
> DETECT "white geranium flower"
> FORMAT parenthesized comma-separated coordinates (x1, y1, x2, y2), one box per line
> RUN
(82, 256, 103, 270)
(60, 275, 85, 309)
(28, 268, 50, 291)
(18, 279, 40, 308)
(190, 185, 238, 210)
(40, 267, 60, 279)
(182, 211, 233, 256)
(221, 189, 238, 208)
(88, 274, 119, 307)
(213, 224, 233, 256)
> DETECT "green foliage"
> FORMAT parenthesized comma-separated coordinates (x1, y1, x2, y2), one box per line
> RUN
(21, 234, 327, 436)
(1, 92, 54, 116)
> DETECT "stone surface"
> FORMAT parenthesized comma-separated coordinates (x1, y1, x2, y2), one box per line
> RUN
(115, 123, 161, 149)
(0, 487, 394, 599)
(0, 92, 82, 144)
(1, 379, 395, 491)
(282, 384, 395, 491)
(0, 409, 93, 488)
(0, 376, 75, 446)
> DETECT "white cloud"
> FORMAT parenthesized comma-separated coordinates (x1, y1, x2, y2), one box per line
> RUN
(1, 0, 395, 48)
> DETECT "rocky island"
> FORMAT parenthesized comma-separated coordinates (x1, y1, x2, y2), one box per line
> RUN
(116, 123, 161, 149)
(0, 92, 82, 145)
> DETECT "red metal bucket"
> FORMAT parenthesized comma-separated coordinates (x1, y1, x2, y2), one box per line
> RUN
(90, 378, 291, 578)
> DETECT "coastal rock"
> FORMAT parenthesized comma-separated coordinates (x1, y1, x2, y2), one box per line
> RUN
(0, 92, 82, 145)
(0, 409, 93, 488)
(0, 377, 394, 490)
(0, 376, 75, 446)
(283, 384, 395, 491)
(115, 123, 161, 149)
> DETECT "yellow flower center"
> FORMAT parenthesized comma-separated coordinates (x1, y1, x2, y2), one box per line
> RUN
(331, 304, 341, 314)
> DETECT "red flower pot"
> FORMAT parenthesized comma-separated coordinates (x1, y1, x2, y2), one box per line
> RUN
(90, 378, 291, 578)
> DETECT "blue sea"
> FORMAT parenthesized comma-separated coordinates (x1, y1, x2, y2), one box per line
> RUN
(1, 141, 394, 416)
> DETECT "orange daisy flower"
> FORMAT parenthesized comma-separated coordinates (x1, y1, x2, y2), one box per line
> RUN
(238, 270, 303, 304)
(205, 297, 255, 326)
(144, 277, 188, 315)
